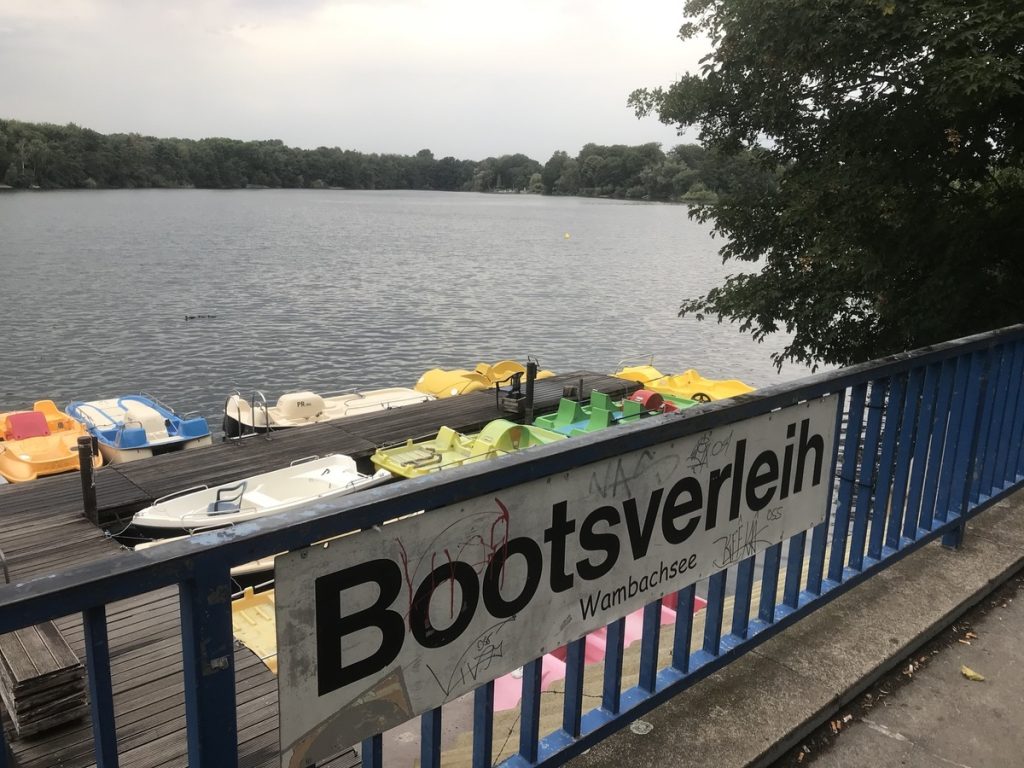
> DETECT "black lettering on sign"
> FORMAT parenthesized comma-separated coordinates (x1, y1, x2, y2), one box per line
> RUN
(482, 537, 543, 617)
(315, 559, 404, 697)
(410, 561, 479, 649)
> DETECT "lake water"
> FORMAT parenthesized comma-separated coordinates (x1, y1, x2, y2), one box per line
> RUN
(0, 189, 809, 428)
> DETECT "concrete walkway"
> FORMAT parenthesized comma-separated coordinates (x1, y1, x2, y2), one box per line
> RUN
(797, 572, 1024, 768)
(569, 493, 1024, 768)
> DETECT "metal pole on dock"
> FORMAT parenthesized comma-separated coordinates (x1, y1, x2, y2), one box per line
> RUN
(77, 436, 98, 525)
(525, 361, 537, 424)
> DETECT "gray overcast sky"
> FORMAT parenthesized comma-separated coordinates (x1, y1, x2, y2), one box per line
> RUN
(0, 0, 708, 161)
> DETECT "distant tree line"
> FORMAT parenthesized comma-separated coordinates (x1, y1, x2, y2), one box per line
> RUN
(0, 119, 774, 203)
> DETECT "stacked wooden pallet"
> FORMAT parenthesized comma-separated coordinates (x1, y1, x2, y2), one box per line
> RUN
(0, 621, 87, 738)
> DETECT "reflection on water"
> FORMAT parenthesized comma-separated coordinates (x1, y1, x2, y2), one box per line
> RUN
(0, 189, 809, 426)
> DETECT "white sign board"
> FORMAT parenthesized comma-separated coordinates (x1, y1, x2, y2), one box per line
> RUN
(276, 396, 838, 766)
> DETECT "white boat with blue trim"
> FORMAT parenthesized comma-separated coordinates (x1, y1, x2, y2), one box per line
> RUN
(67, 393, 212, 463)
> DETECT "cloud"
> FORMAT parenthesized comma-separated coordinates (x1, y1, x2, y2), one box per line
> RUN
(0, 0, 706, 159)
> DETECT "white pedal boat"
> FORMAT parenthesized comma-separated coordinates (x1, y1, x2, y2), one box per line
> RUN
(130, 454, 392, 533)
(223, 387, 434, 437)
(66, 394, 212, 463)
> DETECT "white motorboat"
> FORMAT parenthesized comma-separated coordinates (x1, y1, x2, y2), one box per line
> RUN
(130, 454, 392, 533)
(223, 387, 434, 437)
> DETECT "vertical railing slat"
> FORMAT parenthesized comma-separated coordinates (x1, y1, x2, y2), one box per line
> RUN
(943, 351, 989, 548)
(869, 373, 905, 560)
(828, 383, 867, 582)
(703, 571, 727, 655)
(639, 600, 662, 693)
(602, 619, 625, 714)
(918, 359, 957, 532)
(904, 362, 942, 539)
(807, 388, 847, 594)
(472, 682, 494, 768)
(1006, 340, 1024, 484)
(974, 345, 1004, 498)
(849, 380, 887, 570)
(934, 356, 971, 522)
(671, 585, 696, 673)
(519, 660, 543, 763)
(83, 605, 118, 768)
(993, 342, 1024, 489)
(361, 734, 383, 768)
(782, 532, 806, 609)
(421, 706, 442, 768)
(731, 556, 756, 638)
(979, 344, 1010, 497)
(759, 543, 782, 623)
(561, 639, 586, 738)
(178, 562, 237, 768)
(886, 367, 924, 549)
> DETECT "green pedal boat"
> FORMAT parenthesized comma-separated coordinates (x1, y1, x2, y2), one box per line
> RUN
(534, 389, 697, 437)
(371, 418, 567, 478)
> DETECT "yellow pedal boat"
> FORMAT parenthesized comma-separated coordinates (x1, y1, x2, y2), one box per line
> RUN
(371, 418, 566, 478)
(0, 400, 103, 483)
(415, 360, 555, 398)
(232, 587, 278, 674)
(614, 365, 755, 402)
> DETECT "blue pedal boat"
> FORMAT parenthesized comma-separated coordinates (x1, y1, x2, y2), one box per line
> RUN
(67, 394, 212, 464)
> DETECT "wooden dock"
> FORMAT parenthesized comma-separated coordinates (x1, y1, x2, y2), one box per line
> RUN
(0, 372, 637, 768)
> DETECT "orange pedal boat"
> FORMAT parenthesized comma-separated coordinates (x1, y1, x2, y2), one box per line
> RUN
(0, 400, 103, 483)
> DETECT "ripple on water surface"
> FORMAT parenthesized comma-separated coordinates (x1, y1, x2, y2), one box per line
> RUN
(0, 189, 810, 428)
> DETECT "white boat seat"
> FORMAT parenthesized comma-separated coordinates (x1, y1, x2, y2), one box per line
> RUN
(123, 401, 170, 441)
(240, 490, 278, 509)
(276, 392, 325, 422)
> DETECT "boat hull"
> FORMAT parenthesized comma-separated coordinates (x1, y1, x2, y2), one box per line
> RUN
(614, 365, 754, 402)
(223, 387, 433, 437)
(0, 401, 103, 483)
(131, 455, 392, 533)
(67, 395, 213, 464)
(97, 434, 212, 464)
(371, 419, 566, 479)
(415, 360, 555, 399)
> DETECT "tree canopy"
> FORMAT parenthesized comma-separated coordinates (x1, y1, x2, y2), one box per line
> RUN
(0, 119, 772, 204)
(631, 0, 1024, 369)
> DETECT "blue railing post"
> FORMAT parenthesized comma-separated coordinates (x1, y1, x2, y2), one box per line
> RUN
(1005, 340, 1024, 483)
(639, 600, 662, 692)
(828, 383, 867, 582)
(178, 562, 237, 768)
(83, 605, 119, 768)
(671, 585, 696, 672)
(993, 342, 1024, 488)
(472, 682, 495, 767)
(979, 344, 1013, 497)
(562, 638, 586, 738)
(849, 379, 887, 570)
(519, 659, 543, 762)
(944, 350, 991, 548)
(886, 367, 924, 550)
(602, 618, 626, 713)
(421, 706, 442, 768)
(868, 373, 905, 561)
(807, 387, 847, 594)
(903, 363, 941, 541)
(919, 359, 958, 531)
(361, 734, 383, 768)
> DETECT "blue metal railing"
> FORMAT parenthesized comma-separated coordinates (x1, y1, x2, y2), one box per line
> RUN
(0, 326, 1022, 768)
